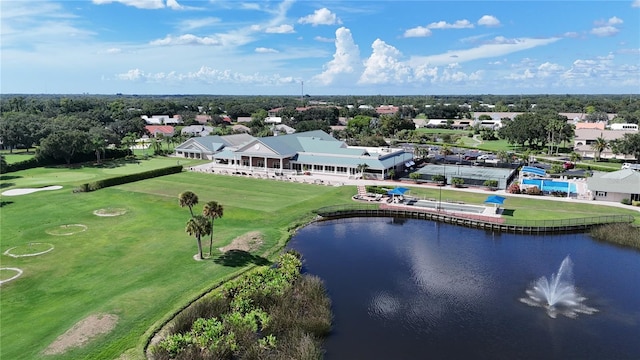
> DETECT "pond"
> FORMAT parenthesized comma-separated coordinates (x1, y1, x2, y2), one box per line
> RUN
(286, 218, 640, 360)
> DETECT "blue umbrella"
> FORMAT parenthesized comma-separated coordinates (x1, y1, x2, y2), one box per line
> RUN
(387, 187, 410, 196)
(484, 195, 506, 205)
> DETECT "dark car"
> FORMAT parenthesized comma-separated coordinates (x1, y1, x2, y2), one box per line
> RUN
(563, 162, 575, 170)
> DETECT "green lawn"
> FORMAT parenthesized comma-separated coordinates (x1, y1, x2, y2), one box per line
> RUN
(0, 167, 353, 360)
(1, 150, 36, 164)
(1, 163, 639, 359)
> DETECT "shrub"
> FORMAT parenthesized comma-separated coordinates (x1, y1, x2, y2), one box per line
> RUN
(409, 172, 422, 182)
(432, 174, 445, 183)
(526, 186, 541, 195)
(621, 198, 631, 205)
(75, 165, 183, 192)
(507, 182, 521, 194)
(632, 201, 640, 207)
(152, 252, 331, 360)
(483, 179, 498, 188)
(451, 177, 464, 187)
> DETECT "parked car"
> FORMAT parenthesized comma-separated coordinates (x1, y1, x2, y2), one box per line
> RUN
(563, 162, 575, 170)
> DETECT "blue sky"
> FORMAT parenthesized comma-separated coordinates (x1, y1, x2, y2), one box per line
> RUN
(1, 0, 639, 95)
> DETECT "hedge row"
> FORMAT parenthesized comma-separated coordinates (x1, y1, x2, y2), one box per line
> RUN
(75, 165, 183, 192)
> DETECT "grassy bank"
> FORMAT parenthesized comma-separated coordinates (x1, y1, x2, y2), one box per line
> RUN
(1, 160, 639, 359)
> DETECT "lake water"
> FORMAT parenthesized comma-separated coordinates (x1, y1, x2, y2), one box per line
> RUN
(286, 217, 640, 360)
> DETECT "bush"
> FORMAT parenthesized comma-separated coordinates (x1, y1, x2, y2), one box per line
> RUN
(507, 182, 521, 194)
(483, 179, 498, 188)
(432, 174, 445, 183)
(621, 198, 632, 205)
(409, 172, 422, 182)
(75, 165, 183, 192)
(451, 177, 464, 187)
(632, 201, 640, 207)
(152, 252, 331, 360)
(525, 186, 541, 195)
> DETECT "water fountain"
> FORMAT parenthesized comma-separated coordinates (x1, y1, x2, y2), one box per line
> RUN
(520, 256, 598, 318)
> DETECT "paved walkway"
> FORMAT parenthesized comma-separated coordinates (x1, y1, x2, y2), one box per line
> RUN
(189, 163, 640, 213)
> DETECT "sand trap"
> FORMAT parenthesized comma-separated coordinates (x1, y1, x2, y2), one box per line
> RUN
(1, 185, 63, 196)
(219, 231, 264, 253)
(4, 243, 54, 258)
(93, 208, 127, 217)
(45, 224, 88, 236)
(43, 313, 118, 355)
(0, 267, 23, 285)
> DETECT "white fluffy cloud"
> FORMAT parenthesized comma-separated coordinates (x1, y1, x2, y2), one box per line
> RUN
(312, 27, 361, 85)
(255, 47, 278, 53)
(92, 0, 166, 9)
(359, 39, 411, 84)
(477, 15, 500, 27)
(427, 20, 474, 29)
(265, 24, 295, 34)
(403, 26, 432, 38)
(633, 0, 640, 7)
(298, 8, 342, 26)
(591, 17, 623, 37)
(150, 34, 221, 46)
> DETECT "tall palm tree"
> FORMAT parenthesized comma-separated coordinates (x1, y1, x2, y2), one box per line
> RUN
(185, 215, 211, 260)
(178, 191, 199, 217)
(591, 136, 609, 162)
(202, 201, 224, 257)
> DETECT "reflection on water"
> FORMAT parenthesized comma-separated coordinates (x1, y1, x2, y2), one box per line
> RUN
(287, 218, 640, 360)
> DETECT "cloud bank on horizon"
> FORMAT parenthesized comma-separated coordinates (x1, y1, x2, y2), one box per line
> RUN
(1, 0, 639, 95)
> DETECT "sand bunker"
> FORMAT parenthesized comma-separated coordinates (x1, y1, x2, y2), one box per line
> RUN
(4, 243, 54, 258)
(0, 267, 23, 285)
(1, 185, 63, 196)
(93, 208, 127, 217)
(219, 231, 264, 253)
(45, 224, 88, 236)
(43, 313, 118, 355)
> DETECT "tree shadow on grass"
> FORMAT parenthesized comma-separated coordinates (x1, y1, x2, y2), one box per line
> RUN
(0, 182, 15, 189)
(0, 200, 14, 207)
(501, 209, 515, 217)
(0, 175, 21, 181)
(213, 250, 271, 267)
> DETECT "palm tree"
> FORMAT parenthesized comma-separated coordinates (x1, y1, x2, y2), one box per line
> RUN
(356, 163, 369, 178)
(185, 215, 211, 260)
(202, 201, 224, 257)
(178, 191, 199, 217)
(591, 136, 609, 162)
(569, 151, 582, 165)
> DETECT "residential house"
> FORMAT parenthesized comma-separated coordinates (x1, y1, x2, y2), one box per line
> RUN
(195, 115, 212, 124)
(181, 125, 214, 137)
(573, 129, 637, 159)
(575, 122, 606, 130)
(141, 115, 183, 125)
(145, 125, 175, 138)
(586, 169, 640, 203)
(210, 130, 413, 180)
(375, 105, 399, 115)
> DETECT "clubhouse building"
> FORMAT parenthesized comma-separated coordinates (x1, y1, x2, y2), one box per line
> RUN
(174, 130, 414, 180)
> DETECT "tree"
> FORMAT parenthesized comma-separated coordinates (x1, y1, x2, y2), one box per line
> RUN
(0, 155, 7, 174)
(356, 163, 369, 178)
(202, 201, 224, 257)
(178, 191, 199, 217)
(612, 133, 640, 161)
(409, 172, 422, 182)
(38, 130, 92, 165)
(591, 136, 608, 161)
(569, 151, 582, 165)
(185, 215, 211, 260)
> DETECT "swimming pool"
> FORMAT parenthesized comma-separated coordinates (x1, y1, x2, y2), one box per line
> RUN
(522, 178, 576, 193)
